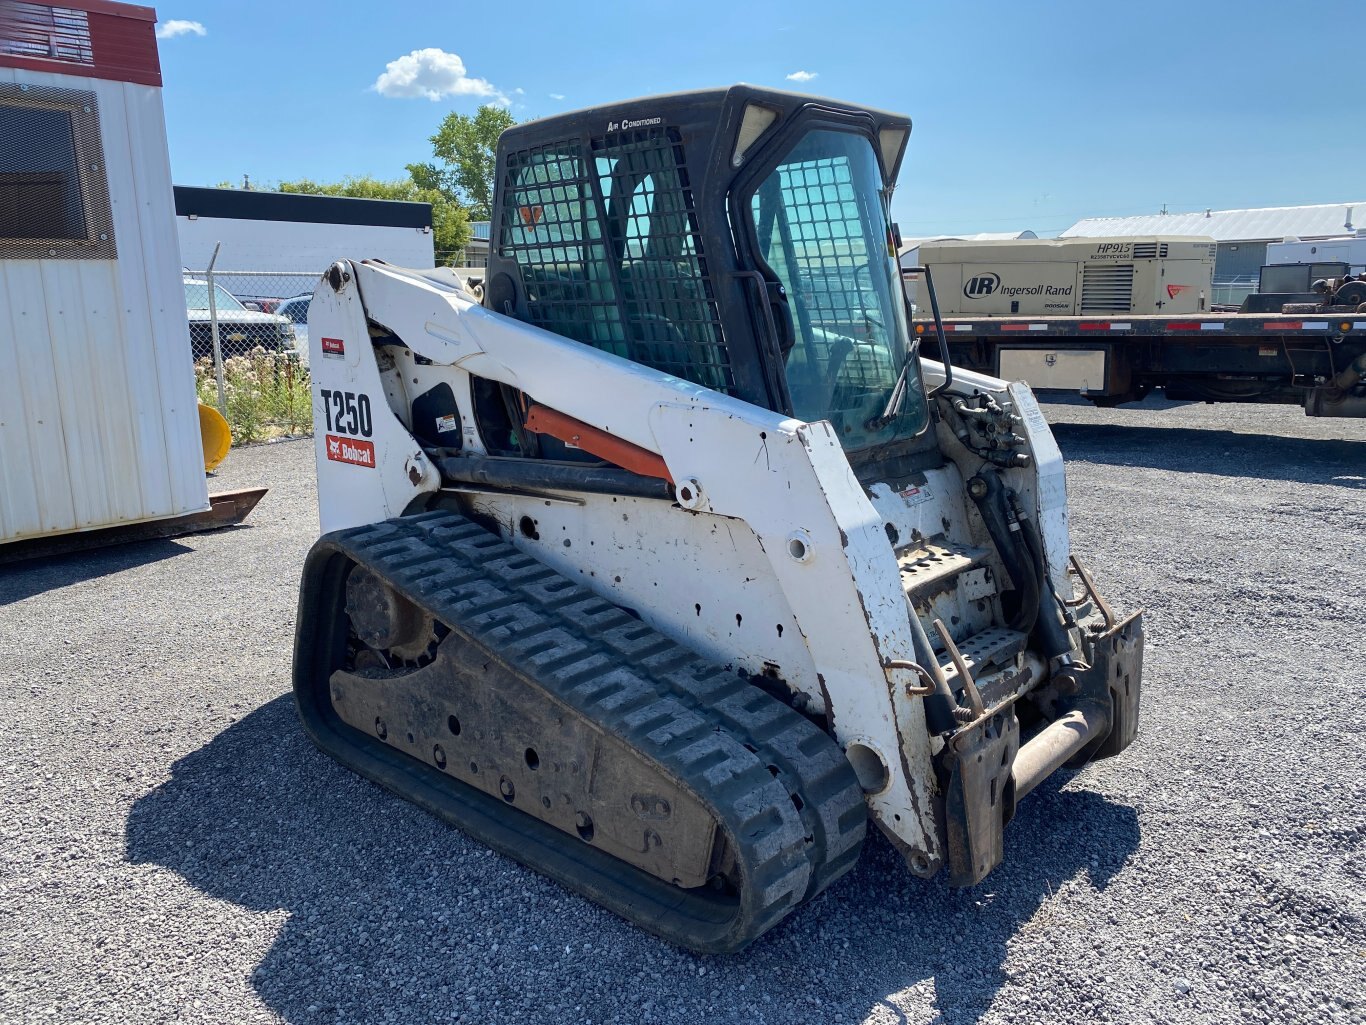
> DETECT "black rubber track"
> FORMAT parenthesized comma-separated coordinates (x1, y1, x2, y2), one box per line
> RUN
(293, 511, 866, 953)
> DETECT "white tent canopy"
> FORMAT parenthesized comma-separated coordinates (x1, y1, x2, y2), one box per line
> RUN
(1060, 203, 1363, 243)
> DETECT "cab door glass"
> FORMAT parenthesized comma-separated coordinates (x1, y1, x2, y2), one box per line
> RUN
(749, 130, 926, 448)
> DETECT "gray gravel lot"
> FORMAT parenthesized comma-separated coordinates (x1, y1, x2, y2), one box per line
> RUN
(2, 397, 1364, 1025)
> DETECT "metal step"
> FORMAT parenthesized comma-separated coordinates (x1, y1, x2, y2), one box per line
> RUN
(934, 625, 1027, 691)
(896, 538, 990, 597)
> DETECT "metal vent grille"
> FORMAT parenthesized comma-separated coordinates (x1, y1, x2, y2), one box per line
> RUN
(498, 127, 732, 393)
(1130, 242, 1170, 260)
(1081, 263, 1134, 313)
(0, 81, 115, 260)
(0, 3, 94, 65)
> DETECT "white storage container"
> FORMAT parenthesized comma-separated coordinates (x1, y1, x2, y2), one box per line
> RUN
(0, 0, 208, 545)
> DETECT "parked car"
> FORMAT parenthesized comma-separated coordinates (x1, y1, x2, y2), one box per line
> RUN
(183, 278, 296, 360)
(276, 294, 311, 360)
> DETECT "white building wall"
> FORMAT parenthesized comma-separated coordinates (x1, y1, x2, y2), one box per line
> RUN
(0, 66, 207, 544)
(176, 216, 435, 276)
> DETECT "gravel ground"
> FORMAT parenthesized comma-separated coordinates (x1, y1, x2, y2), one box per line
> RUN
(2, 397, 1364, 1025)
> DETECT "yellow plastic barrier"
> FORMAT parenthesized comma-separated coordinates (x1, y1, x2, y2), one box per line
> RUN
(198, 403, 232, 472)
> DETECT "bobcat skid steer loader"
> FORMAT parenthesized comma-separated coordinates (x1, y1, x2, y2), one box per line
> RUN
(293, 85, 1144, 953)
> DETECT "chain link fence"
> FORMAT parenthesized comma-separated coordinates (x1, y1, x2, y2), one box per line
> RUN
(187, 254, 318, 445)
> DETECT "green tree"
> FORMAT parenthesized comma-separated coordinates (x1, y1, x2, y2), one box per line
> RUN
(408, 105, 516, 221)
(276, 175, 472, 262)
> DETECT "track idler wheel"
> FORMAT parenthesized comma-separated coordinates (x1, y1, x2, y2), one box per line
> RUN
(344, 566, 438, 663)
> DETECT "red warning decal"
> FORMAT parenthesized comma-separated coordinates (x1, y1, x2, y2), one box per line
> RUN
(518, 205, 544, 228)
(325, 434, 375, 468)
(321, 336, 345, 356)
(1166, 284, 1190, 299)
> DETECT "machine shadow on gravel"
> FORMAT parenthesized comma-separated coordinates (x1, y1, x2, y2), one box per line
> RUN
(798, 776, 1139, 1025)
(1050, 422, 1365, 487)
(127, 696, 1140, 1025)
(0, 539, 192, 605)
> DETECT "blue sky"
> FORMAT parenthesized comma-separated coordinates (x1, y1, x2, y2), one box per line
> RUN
(156, 0, 1362, 237)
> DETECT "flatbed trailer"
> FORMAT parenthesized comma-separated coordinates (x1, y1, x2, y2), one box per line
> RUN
(915, 311, 1366, 417)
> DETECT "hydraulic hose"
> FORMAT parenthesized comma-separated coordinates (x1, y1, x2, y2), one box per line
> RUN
(1013, 501, 1074, 661)
(967, 470, 1040, 634)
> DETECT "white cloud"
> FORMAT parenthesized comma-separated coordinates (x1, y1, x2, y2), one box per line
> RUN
(785, 70, 818, 83)
(373, 48, 505, 103)
(549, 93, 566, 101)
(513, 87, 525, 95)
(156, 20, 206, 40)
